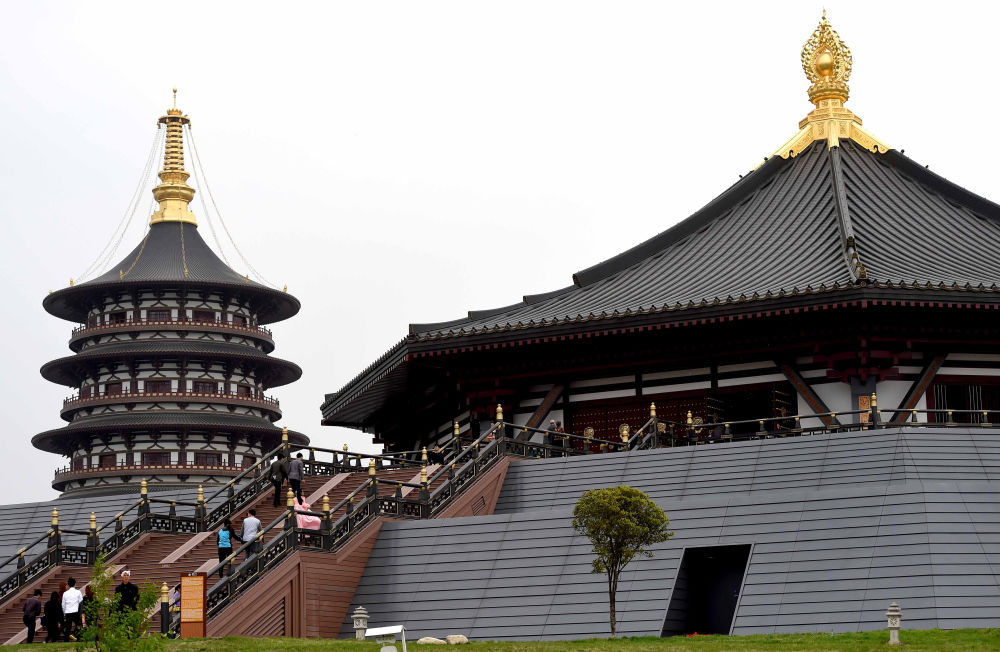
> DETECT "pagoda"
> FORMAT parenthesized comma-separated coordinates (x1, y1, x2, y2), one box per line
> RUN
(36, 93, 307, 495)
(322, 14, 1000, 451)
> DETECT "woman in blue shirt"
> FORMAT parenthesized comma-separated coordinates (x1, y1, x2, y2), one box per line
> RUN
(217, 519, 242, 578)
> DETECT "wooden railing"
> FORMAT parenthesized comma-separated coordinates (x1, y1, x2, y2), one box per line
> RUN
(0, 440, 429, 609)
(71, 317, 272, 338)
(62, 390, 281, 411)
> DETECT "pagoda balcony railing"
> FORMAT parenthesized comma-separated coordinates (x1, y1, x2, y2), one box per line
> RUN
(53, 462, 246, 483)
(69, 317, 273, 346)
(61, 390, 281, 415)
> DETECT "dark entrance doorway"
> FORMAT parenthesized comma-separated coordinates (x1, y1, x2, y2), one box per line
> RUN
(662, 544, 751, 636)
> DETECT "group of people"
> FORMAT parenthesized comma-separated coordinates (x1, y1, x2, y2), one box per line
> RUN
(22, 571, 139, 644)
(268, 451, 305, 507)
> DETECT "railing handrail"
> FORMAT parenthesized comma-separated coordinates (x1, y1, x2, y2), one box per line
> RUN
(53, 462, 248, 477)
(303, 445, 424, 467)
(0, 529, 52, 572)
(203, 441, 287, 506)
(63, 389, 281, 406)
(72, 317, 271, 336)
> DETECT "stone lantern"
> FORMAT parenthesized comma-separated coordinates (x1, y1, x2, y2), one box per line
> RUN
(352, 605, 369, 640)
(886, 602, 902, 645)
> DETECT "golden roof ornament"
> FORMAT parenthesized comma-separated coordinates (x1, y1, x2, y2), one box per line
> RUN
(801, 11, 852, 104)
(771, 12, 889, 159)
(150, 87, 198, 227)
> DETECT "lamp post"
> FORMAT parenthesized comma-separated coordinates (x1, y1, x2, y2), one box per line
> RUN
(352, 605, 369, 640)
(886, 602, 902, 645)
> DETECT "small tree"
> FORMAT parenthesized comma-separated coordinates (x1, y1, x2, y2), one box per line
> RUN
(77, 553, 164, 652)
(572, 485, 672, 638)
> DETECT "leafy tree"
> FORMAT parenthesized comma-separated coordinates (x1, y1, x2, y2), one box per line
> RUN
(76, 552, 165, 652)
(572, 485, 672, 638)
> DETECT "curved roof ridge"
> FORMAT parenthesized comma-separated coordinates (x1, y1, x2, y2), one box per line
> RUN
(571, 151, 793, 288)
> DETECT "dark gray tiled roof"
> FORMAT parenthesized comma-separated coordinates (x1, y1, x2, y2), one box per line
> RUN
(41, 340, 302, 388)
(323, 140, 1000, 424)
(0, 486, 235, 576)
(43, 222, 300, 325)
(32, 412, 307, 454)
(347, 428, 1000, 640)
(410, 141, 1000, 341)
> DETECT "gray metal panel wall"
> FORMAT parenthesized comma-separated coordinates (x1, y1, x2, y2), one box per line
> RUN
(347, 428, 1000, 640)
(494, 428, 1000, 513)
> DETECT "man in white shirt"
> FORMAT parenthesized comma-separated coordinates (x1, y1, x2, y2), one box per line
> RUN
(61, 577, 84, 641)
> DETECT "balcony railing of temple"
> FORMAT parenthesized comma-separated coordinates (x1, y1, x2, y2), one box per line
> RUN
(70, 317, 273, 338)
(53, 462, 245, 483)
(61, 390, 280, 411)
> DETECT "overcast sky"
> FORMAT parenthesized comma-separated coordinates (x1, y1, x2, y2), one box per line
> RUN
(1, 1, 997, 504)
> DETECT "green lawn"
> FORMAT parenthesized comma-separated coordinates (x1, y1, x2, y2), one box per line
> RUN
(10, 629, 1000, 651)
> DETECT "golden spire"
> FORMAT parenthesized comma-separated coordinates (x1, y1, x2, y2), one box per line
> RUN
(150, 87, 197, 226)
(771, 13, 889, 159)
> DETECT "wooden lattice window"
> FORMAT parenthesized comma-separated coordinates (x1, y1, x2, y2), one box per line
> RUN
(192, 381, 217, 395)
(144, 380, 171, 394)
(147, 309, 171, 322)
(104, 382, 123, 396)
(99, 453, 117, 468)
(192, 309, 216, 323)
(194, 452, 222, 467)
(142, 452, 170, 466)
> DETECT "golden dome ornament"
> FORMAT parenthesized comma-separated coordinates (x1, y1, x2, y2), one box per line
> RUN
(800, 11, 853, 104)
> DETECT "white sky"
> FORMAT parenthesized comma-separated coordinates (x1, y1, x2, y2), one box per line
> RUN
(1, 1, 997, 503)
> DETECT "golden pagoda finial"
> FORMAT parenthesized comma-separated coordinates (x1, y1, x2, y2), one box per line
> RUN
(172, 86, 178, 110)
(150, 88, 197, 227)
(771, 13, 889, 160)
(800, 11, 852, 104)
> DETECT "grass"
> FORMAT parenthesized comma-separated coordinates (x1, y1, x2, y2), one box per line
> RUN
(9, 629, 1000, 651)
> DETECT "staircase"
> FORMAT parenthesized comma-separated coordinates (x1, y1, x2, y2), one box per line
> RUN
(0, 469, 423, 644)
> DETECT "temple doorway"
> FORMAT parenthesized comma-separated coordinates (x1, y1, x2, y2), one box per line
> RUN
(662, 544, 752, 636)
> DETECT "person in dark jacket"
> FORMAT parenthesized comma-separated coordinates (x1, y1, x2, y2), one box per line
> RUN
(288, 453, 305, 501)
(42, 591, 62, 643)
(22, 589, 42, 643)
(114, 570, 139, 611)
(428, 444, 445, 465)
(217, 519, 242, 578)
(269, 452, 288, 507)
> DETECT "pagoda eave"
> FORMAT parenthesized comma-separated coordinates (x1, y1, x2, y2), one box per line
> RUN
(40, 342, 303, 388)
(44, 279, 300, 326)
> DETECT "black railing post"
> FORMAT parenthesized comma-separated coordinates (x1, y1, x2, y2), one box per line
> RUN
(160, 583, 170, 635)
(366, 460, 377, 498)
(870, 392, 881, 426)
(496, 404, 505, 441)
(284, 488, 295, 545)
(394, 485, 403, 516)
(16, 550, 24, 570)
(419, 466, 430, 518)
(321, 493, 331, 549)
(195, 485, 206, 531)
(86, 511, 99, 564)
(139, 478, 150, 516)
(48, 508, 60, 549)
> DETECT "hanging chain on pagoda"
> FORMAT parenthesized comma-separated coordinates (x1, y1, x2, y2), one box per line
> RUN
(184, 124, 279, 288)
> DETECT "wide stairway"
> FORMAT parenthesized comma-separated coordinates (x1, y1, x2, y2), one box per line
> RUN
(0, 468, 422, 644)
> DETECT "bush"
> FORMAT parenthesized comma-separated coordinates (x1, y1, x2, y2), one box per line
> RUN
(77, 553, 165, 652)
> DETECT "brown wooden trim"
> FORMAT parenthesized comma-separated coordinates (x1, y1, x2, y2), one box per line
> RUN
(435, 456, 511, 519)
(778, 362, 835, 427)
(889, 355, 947, 423)
(519, 385, 564, 439)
